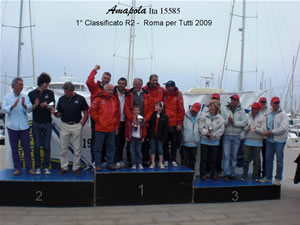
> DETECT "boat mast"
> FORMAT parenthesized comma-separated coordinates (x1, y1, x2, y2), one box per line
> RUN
(16, 0, 24, 78)
(238, 0, 246, 91)
(127, 0, 136, 88)
(219, 0, 235, 89)
(28, 0, 36, 86)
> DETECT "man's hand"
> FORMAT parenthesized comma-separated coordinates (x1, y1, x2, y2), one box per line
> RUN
(11, 98, 20, 110)
(95, 65, 101, 71)
(40, 101, 48, 108)
(247, 124, 251, 131)
(228, 115, 234, 124)
(21, 97, 27, 109)
(176, 125, 182, 132)
(141, 138, 145, 143)
(252, 127, 256, 132)
(264, 130, 272, 136)
(54, 111, 61, 118)
(115, 128, 119, 135)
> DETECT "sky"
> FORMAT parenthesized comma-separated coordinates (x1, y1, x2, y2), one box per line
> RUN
(1, 0, 300, 108)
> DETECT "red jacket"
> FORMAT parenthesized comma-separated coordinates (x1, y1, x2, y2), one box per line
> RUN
(86, 69, 104, 103)
(143, 82, 165, 110)
(125, 119, 147, 142)
(124, 88, 153, 122)
(89, 92, 120, 132)
(163, 87, 185, 126)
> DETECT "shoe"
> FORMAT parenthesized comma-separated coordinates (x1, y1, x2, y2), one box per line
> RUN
(28, 169, 36, 175)
(74, 169, 80, 176)
(13, 170, 21, 176)
(259, 177, 272, 183)
(273, 179, 281, 186)
(59, 168, 68, 175)
(138, 164, 144, 170)
(223, 176, 229, 182)
(228, 175, 236, 180)
(241, 175, 247, 181)
(171, 161, 178, 167)
(44, 168, 51, 175)
(217, 171, 224, 178)
(160, 163, 165, 169)
(163, 161, 168, 167)
(107, 165, 116, 170)
(120, 161, 126, 168)
(201, 176, 207, 181)
(131, 165, 136, 170)
(35, 168, 41, 175)
(115, 162, 121, 169)
(211, 175, 218, 181)
(96, 166, 102, 172)
(149, 163, 155, 169)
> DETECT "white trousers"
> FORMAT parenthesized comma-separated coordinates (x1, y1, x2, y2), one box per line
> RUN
(60, 122, 82, 171)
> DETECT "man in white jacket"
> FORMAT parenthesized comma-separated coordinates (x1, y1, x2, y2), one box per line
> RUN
(260, 97, 289, 185)
(241, 102, 266, 181)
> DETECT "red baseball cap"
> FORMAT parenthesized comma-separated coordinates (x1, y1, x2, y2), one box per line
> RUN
(191, 102, 201, 112)
(251, 102, 261, 109)
(271, 96, 280, 103)
(230, 94, 239, 101)
(212, 93, 220, 100)
(259, 97, 267, 103)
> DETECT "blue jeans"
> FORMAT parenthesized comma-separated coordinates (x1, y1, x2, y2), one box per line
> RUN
(222, 135, 241, 176)
(265, 141, 285, 180)
(94, 131, 116, 167)
(130, 137, 142, 165)
(32, 121, 52, 169)
(150, 138, 163, 155)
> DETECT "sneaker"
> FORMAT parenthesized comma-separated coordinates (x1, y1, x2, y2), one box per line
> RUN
(163, 161, 168, 167)
(74, 169, 80, 176)
(131, 165, 136, 170)
(59, 168, 68, 175)
(13, 170, 21, 176)
(273, 179, 281, 186)
(160, 163, 165, 169)
(44, 168, 51, 175)
(35, 168, 41, 175)
(211, 175, 218, 181)
(241, 175, 247, 181)
(96, 166, 102, 172)
(120, 161, 126, 168)
(149, 163, 155, 169)
(138, 164, 144, 170)
(217, 171, 224, 178)
(28, 169, 36, 175)
(201, 176, 207, 181)
(223, 176, 229, 182)
(259, 177, 272, 183)
(115, 162, 121, 169)
(171, 161, 178, 167)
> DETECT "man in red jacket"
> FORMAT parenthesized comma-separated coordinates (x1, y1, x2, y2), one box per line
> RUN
(124, 78, 152, 166)
(86, 65, 111, 165)
(89, 84, 120, 171)
(143, 74, 165, 111)
(163, 80, 185, 167)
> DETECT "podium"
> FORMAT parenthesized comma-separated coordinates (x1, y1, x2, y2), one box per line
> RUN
(96, 166, 194, 206)
(0, 169, 94, 207)
(193, 175, 281, 203)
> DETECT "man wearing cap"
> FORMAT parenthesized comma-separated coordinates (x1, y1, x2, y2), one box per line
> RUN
(55, 82, 89, 175)
(260, 97, 289, 185)
(86, 65, 111, 164)
(124, 78, 152, 166)
(180, 102, 202, 170)
(241, 102, 266, 181)
(221, 94, 247, 181)
(163, 80, 185, 167)
(259, 97, 268, 177)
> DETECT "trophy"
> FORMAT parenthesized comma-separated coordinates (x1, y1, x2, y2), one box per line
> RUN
(208, 126, 213, 133)
(47, 102, 54, 109)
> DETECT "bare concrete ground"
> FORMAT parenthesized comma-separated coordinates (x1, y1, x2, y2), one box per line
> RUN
(0, 146, 299, 225)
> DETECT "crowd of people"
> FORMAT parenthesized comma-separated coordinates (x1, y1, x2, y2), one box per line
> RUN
(1, 66, 289, 185)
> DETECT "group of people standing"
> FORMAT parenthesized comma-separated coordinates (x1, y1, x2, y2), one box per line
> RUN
(2, 66, 289, 185)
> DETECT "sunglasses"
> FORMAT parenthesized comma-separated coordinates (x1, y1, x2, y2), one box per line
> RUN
(259, 101, 266, 104)
(273, 102, 280, 104)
